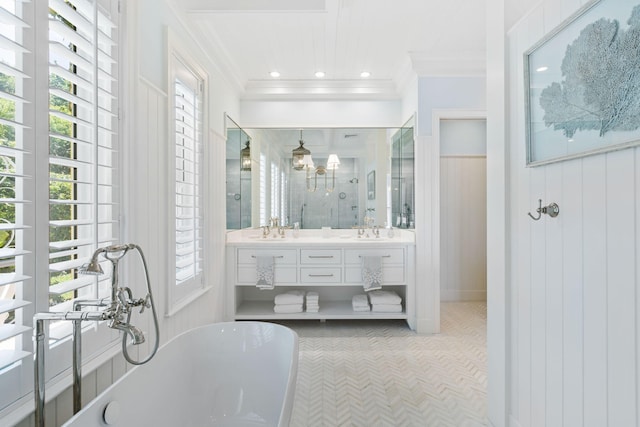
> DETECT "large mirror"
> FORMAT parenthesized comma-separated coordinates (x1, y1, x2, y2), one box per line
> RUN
(225, 117, 253, 229)
(225, 116, 415, 230)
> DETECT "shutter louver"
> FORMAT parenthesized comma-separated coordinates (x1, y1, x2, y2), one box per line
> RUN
(174, 78, 203, 286)
(47, 0, 119, 311)
(0, 0, 34, 377)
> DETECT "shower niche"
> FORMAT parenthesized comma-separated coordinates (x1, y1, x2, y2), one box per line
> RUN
(225, 117, 415, 230)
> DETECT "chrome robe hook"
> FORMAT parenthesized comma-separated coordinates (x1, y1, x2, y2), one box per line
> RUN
(527, 199, 559, 221)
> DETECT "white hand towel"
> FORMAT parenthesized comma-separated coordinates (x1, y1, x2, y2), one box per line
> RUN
(361, 255, 383, 292)
(256, 256, 275, 290)
(274, 304, 303, 313)
(306, 291, 319, 302)
(353, 305, 371, 312)
(367, 290, 402, 305)
(274, 290, 305, 305)
(352, 294, 369, 308)
(371, 304, 402, 313)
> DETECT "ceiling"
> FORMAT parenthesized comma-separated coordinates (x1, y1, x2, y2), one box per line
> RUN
(174, 0, 538, 100)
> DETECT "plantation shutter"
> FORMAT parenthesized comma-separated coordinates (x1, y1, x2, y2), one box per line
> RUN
(47, 0, 119, 315)
(174, 76, 203, 286)
(0, 0, 33, 380)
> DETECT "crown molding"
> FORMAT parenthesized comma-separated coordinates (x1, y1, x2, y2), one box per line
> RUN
(241, 79, 400, 100)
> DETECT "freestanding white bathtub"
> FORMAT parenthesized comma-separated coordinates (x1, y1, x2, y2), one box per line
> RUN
(62, 321, 298, 427)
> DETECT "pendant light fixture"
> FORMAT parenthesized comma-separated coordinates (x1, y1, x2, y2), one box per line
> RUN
(291, 129, 311, 170)
(240, 140, 251, 171)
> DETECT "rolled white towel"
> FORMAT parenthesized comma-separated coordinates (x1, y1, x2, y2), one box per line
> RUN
(274, 304, 303, 313)
(367, 290, 402, 305)
(371, 304, 402, 313)
(274, 290, 305, 305)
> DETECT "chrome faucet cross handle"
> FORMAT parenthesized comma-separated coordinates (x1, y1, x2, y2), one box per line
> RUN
(139, 294, 152, 314)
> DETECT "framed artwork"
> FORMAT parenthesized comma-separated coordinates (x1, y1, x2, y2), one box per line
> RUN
(524, 0, 640, 166)
(367, 170, 375, 200)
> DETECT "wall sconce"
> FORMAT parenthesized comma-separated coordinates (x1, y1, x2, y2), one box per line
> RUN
(240, 140, 251, 171)
(305, 153, 339, 192)
(292, 130, 311, 170)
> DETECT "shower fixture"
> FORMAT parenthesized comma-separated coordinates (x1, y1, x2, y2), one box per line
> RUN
(34, 243, 160, 427)
(349, 178, 359, 184)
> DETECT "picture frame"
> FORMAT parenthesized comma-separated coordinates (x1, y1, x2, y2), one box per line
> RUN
(524, 0, 640, 166)
(367, 170, 375, 200)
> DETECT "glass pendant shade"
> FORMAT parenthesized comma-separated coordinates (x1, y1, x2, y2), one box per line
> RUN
(240, 141, 251, 171)
(292, 131, 311, 170)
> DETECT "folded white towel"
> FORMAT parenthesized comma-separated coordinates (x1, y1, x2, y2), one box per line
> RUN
(352, 294, 369, 307)
(353, 305, 371, 312)
(361, 255, 383, 292)
(371, 304, 402, 313)
(306, 291, 319, 300)
(306, 307, 319, 313)
(274, 304, 303, 313)
(256, 256, 275, 290)
(368, 290, 402, 305)
(274, 290, 305, 305)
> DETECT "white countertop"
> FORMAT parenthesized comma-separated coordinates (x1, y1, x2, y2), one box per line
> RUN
(226, 228, 415, 246)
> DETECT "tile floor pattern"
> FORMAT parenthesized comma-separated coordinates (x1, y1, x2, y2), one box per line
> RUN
(278, 302, 487, 427)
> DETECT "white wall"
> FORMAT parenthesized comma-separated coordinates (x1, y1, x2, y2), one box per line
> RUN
(506, 0, 640, 426)
(413, 77, 486, 333)
(440, 120, 487, 302)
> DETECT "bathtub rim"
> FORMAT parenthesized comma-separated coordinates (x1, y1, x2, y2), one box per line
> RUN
(62, 320, 299, 427)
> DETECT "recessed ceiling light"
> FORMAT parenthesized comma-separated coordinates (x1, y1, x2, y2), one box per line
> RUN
(536, 66, 548, 72)
(269, 71, 280, 78)
(360, 71, 371, 78)
(315, 71, 325, 78)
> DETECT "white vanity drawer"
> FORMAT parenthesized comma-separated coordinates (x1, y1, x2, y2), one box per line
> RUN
(300, 267, 342, 283)
(237, 249, 297, 265)
(344, 266, 405, 284)
(300, 249, 342, 264)
(344, 248, 404, 265)
(237, 266, 297, 284)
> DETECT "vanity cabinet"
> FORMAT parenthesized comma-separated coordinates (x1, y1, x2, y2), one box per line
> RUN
(225, 232, 416, 330)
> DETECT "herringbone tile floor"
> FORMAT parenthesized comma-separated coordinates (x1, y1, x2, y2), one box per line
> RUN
(279, 302, 487, 427)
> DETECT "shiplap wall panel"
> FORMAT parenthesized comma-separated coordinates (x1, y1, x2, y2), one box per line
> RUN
(544, 162, 563, 427)
(581, 155, 608, 427)
(440, 156, 487, 301)
(636, 148, 640, 424)
(605, 150, 636, 427)
(561, 159, 583, 427)
(510, 22, 530, 426)
(508, 1, 640, 425)
(529, 165, 547, 427)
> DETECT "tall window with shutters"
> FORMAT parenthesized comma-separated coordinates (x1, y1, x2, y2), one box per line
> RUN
(168, 51, 205, 311)
(0, 0, 120, 413)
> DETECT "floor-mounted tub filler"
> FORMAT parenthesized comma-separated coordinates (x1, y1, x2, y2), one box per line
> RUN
(62, 321, 299, 427)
